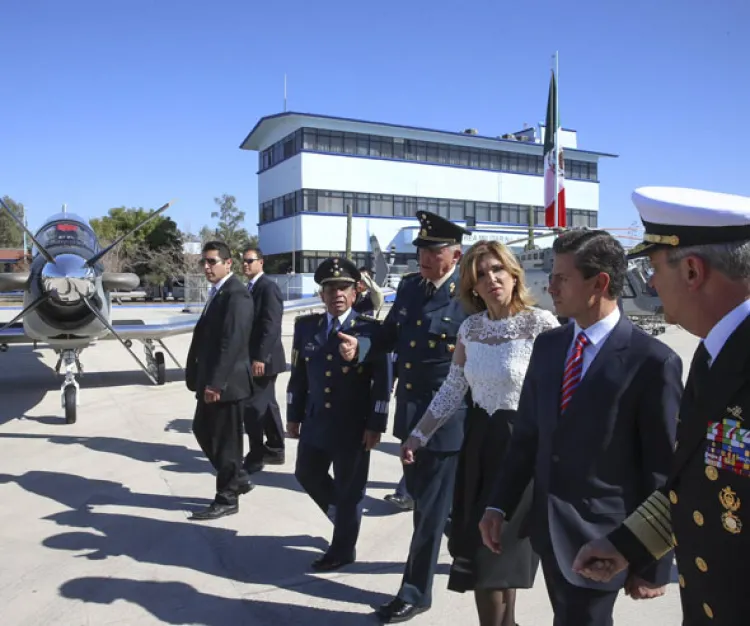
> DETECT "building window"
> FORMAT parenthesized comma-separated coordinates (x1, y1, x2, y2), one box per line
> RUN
(258, 188, 599, 229)
(257, 126, 600, 182)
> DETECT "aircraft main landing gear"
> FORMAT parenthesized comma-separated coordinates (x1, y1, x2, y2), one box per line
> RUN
(56, 349, 82, 424)
(143, 339, 166, 385)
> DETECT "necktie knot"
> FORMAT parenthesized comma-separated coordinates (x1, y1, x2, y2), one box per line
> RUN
(424, 281, 436, 298)
(329, 318, 340, 337)
(560, 332, 589, 413)
(574, 332, 589, 351)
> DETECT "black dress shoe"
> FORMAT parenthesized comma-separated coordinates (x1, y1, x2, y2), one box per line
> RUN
(377, 598, 428, 623)
(384, 493, 415, 511)
(238, 481, 256, 495)
(262, 453, 285, 465)
(310, 554, 354, 572)
(189, 503, 238, 521)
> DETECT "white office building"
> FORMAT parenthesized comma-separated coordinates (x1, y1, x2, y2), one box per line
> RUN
(240, 112, 616, 297)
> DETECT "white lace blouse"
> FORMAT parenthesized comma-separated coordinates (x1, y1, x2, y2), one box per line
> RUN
(411, 307, 559, 446)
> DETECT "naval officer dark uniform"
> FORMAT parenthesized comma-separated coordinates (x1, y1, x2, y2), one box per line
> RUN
(593, 187, 750, 625)
(353, 211, 471, 622)
(287, 257, 393, 571)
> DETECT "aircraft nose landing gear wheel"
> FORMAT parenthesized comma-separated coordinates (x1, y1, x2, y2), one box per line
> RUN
(63, 384, 77, 424)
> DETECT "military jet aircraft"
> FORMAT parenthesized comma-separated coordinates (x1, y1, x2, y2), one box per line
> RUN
(0, 198, 196, 424)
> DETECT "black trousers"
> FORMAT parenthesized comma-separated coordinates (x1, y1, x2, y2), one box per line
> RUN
(397, 448, 459, 608)
(242, 374, 285, 462)
(192, 399, 248, 505)
(541, 551, 619, 626)
(294, 441, 370, 560)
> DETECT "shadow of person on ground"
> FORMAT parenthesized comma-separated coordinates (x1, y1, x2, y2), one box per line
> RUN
(0, 471, 210, 512)
(0, 433, 210, 474)
(60, 577, 388, 625)
(44, 507, 400, 608)
(0, 346, 55, 426)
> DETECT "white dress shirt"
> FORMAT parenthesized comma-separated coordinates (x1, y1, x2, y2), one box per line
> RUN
(568, 306, 621, 379)
(327, 309, 352, 334)
(203, 272, 233, 313)
(248, 271, 264, 292)
(702, 299, 750, 367)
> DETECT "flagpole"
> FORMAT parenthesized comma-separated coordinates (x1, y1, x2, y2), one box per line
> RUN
(553, 51, 559, 229)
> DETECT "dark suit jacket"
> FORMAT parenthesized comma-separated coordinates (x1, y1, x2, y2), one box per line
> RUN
(186, 274, 255, 402)
(248, 273, 286, 376)
(490, 314, 683, 591)
(286, 309, 392, 451)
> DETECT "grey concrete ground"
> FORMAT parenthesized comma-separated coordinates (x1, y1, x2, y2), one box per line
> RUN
(0, 305, 691, 625)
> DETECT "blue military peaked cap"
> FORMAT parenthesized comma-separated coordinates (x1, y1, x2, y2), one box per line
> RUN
(412, 210, 471, 248)
(314, 256, 361, 285)
(627, 186, 750, 259)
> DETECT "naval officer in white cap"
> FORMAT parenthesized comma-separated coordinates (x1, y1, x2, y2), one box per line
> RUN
(573, 186, 750, 626)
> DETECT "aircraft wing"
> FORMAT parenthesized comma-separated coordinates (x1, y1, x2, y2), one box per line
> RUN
(105, 316, 200, 340)
(0, 322, 33, 344)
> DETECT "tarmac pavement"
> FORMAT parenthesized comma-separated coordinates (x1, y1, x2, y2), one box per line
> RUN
(0, 305, 692, 625)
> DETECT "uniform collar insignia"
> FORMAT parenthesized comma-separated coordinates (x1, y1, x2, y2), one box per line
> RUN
(727, 406, 744, 421)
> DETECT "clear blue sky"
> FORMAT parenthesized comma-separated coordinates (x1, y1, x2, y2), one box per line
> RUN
(2, 0, 747, 235)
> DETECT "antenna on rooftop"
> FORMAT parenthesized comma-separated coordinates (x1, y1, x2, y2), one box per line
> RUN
(283, 73, 287, 112)
(62, 203, 67, 214)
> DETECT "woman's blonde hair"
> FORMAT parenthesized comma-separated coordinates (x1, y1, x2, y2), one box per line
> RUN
(458, 240, 535, 315)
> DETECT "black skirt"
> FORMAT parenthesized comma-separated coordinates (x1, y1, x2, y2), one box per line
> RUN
(447, 406, 539, 592)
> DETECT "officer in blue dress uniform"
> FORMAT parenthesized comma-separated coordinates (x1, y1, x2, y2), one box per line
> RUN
(339, 211, 471, 623)
(286, 256, 393, 572)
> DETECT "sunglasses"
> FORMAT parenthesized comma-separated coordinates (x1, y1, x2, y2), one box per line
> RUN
(242, 258, 260, 264)
(199, 257, 222, 267)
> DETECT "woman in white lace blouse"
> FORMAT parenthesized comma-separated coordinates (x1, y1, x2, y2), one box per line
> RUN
(401, 240, 559, 626)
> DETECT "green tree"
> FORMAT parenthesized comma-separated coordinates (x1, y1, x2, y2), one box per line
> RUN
(211, 194, 251, 256)
(0, 196, 25, 248)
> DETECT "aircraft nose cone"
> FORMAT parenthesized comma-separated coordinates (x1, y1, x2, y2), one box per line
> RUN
(41, 254, 96, 302)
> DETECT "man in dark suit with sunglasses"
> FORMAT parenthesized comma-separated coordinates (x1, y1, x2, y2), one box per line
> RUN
(186, 241, 255, 520)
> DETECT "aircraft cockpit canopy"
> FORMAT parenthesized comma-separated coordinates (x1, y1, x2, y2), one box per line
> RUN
(35, 219, 100, 254)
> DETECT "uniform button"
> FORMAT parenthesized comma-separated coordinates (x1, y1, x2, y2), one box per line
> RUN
(695, 557, 708, 572)
(325, 387, 331, 393)
(441, 333, 446, 339)
(405, 363, 412, 369)
(410, 340, 416, 347)
(678, 574, 685, 588)
(669, 490, 678, 504)
(693, 510, 704, 526)
(416, 320, 422, 326)
(406, 383, 412, 390)
(705, 466, 719, 481)
(326, 354, 333, 361)
(325, 402, 331, 409)
(429, 340, 436, 348)
(703, 603, 713, 619)
(325, 371, 332, 377)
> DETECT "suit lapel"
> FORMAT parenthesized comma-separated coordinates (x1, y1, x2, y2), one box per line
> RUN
(313, 314, 328, 346)
(546, 324, 575, 424)
(558, 317, 632, 421)
(671, 315, 750, 476)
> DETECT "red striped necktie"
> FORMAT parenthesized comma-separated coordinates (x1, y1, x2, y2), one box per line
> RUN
(560, 332, 589, 413)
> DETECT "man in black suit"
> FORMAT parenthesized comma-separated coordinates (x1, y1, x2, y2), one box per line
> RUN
(186, 241, 255, 521)
(479, 230, 683, 626)
(574, 187, 750, 626)
(241, 246, 287, 472)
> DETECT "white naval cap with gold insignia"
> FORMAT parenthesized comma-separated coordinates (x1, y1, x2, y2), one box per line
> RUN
(627, 186, 750, 259)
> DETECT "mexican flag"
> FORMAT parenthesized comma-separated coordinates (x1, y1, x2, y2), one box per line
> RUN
(544, 70, 566, 228)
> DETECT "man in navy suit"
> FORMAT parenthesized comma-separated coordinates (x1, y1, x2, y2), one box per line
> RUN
(241, 247, 287, 472)
(287, 257, 392, 572)
(479, 230, 684, 626)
